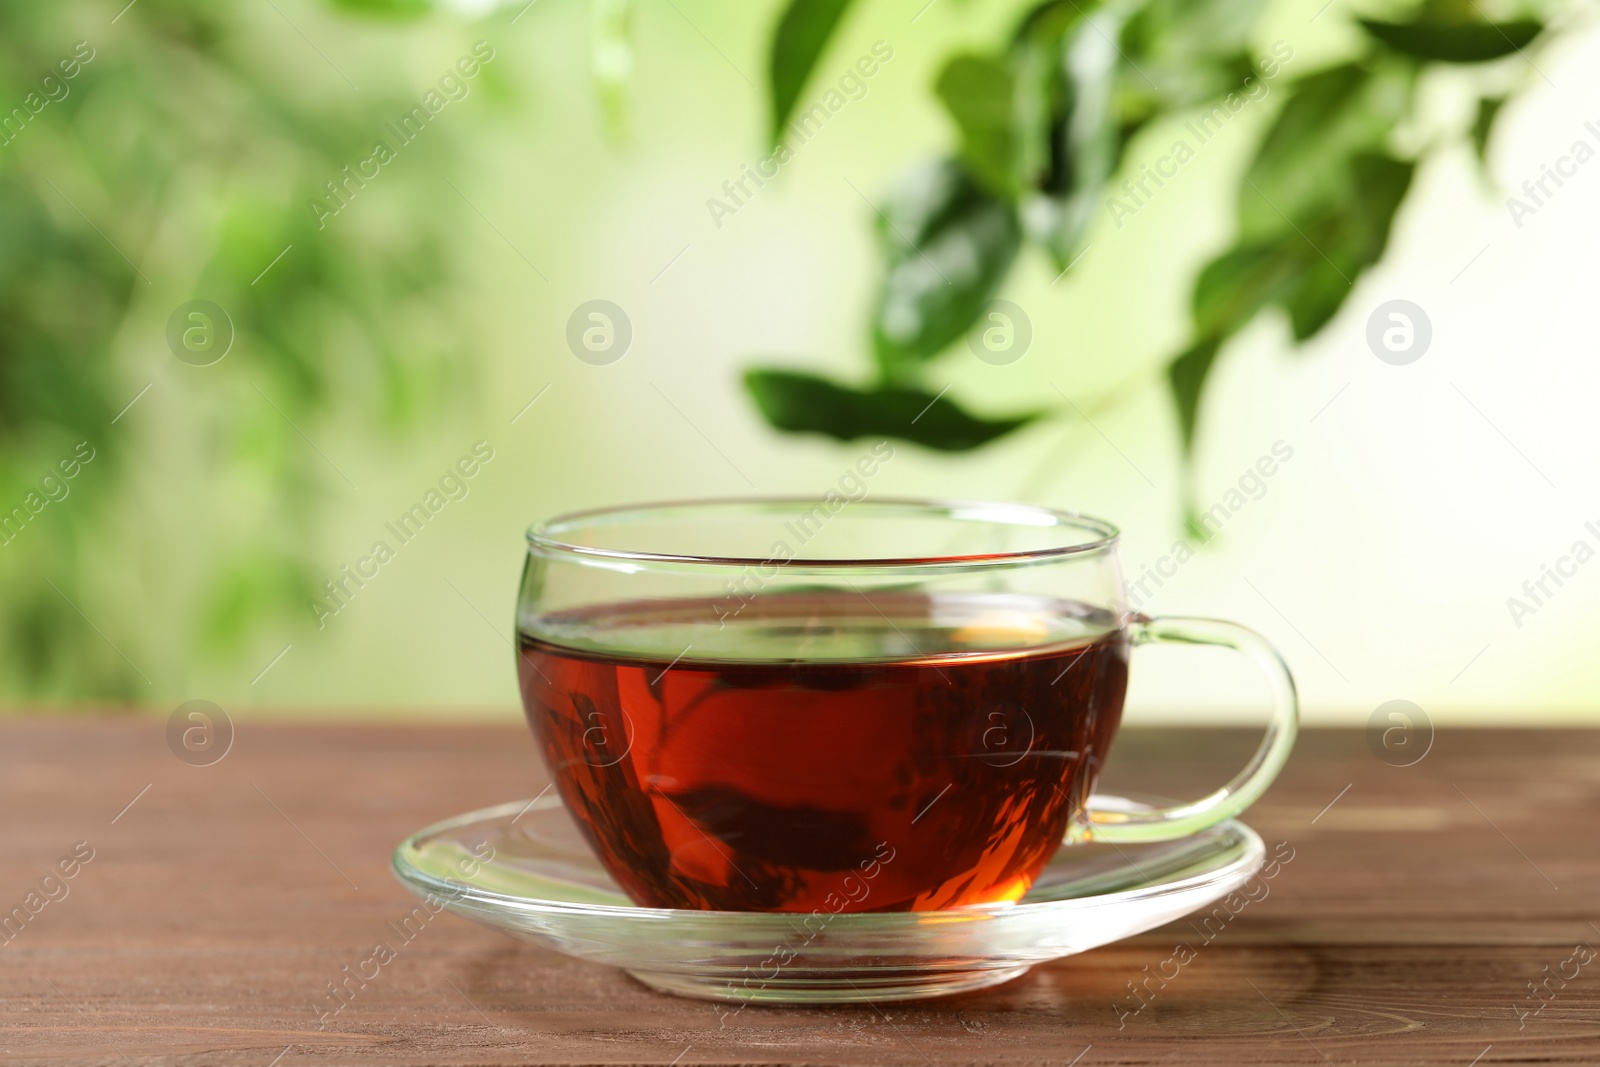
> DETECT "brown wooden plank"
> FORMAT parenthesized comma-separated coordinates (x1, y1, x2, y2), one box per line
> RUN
(0, 720, 1596, 1065)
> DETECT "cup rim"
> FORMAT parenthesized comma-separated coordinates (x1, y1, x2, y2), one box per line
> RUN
(525, 496, 1120, 569)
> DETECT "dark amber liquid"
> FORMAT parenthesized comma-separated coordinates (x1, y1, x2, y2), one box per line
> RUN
(517, 592, 1128, 913)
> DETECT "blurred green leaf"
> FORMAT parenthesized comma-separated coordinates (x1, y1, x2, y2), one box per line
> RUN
(1164, 59, 1418, 475)
(1010, 0, 1100, 46)
(327, 0, 432, 18)
(1007, 0, 1096, 185)
(1121, 0, 1263, 63)
(1165, 160, 1414, 503)
(0, 184, 124, 445)
(1472, 93, 1507, 163)
(1169, 150, 1414, 460)
(1190, 244, 1303, 340)
(1119, 0, 1271, 117)
(1280, 152, 1415, 339)
(1166, 336, 1220, 458)
(745, 369, 1041, 451)
(1239, 62, 1412, 239)
(1359, 16, 1542, 63)
(1236, 62, 1418, 337)
(935, 54, 1021, 198)
(871, 160, 1022, 378)
(769, 0, 854, 146)
(1029, 4, 1128, 267)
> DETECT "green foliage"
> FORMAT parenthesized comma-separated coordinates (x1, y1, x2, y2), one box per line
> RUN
(0, 1, 502, 698)
(870, 160, 1022, 379)
(768, 0, 856, 145)
(935, 54, 1021, 197)
(1118, 0, 1269, 112)
(1233, 62, 1408, 241)
(742, 0, 1557, 521)
(1472, 93, 1508, 163)
(1032, 2, 1126, 267)
(1165, 59, 1418, 463)
(746, 370, 1041, 451)
(1359, 16, 1541, 63)
(1166, 337, 1221, 457)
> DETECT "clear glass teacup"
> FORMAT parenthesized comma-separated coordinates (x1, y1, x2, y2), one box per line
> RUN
(515, 497, 1297, 913)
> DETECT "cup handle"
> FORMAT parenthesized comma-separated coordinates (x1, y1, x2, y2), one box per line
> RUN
(1076, 614, 1299, 844)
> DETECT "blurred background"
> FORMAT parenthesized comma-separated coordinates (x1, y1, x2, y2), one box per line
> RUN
(2, 0, 1595, 726)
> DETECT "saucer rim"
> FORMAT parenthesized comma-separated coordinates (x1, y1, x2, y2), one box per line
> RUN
(392, 794, 1266, 925)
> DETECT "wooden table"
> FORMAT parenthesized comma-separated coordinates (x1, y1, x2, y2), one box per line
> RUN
(1, 720, 1596, 1065)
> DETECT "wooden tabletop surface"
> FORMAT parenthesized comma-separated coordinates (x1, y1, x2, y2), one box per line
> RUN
(1, 719, 1596, 1066)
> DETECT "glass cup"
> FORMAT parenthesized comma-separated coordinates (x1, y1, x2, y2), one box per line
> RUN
(515, 497, 1297, 914)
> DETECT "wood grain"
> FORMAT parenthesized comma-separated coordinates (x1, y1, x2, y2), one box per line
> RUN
(0, 719, 1596, 1066)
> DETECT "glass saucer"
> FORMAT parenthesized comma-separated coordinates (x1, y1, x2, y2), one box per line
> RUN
(391, 794, 1264, 1005)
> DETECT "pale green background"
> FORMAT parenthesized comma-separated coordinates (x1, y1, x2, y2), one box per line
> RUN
(14, 0, 1600, 725)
